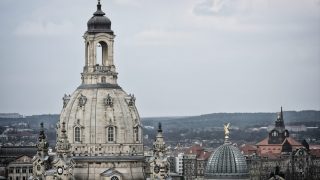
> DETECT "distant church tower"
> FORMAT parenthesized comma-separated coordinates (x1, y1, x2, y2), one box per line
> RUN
(57, 1, 145, 179)
(268, 107, 290, 144)
(148, 123, 170, 180)
(49, 122, 75, 180)
(32, 123, 51, 179)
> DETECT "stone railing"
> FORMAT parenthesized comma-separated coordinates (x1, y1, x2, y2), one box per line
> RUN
(94, 65, 111, 72)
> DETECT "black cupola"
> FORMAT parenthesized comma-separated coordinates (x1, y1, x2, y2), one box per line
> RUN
(87, 0, 113, 34)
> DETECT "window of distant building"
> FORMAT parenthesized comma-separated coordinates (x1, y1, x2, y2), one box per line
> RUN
(75, 127, 81, 142)
(16, 168, 20, 173)
(29, 168, 33, 173)
(272, 131, 278, 136)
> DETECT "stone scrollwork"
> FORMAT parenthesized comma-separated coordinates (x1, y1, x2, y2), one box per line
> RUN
(126, 94, 136, 107)
(104, 94, 113, 107)
(78, 94, 87, 107)
(63, 94, 71, 108)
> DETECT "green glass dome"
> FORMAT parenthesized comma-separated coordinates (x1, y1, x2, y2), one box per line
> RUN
(205, 143, 249, 179)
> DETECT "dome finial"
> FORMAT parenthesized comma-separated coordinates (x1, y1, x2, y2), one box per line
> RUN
(158, 122, 162, 133)
(97, 0, 102, 11)
(224, 123, 230, 143)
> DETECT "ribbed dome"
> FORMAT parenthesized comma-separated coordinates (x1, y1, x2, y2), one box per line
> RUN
(87, 1, 113, 34)
(205, 143, 249, 179)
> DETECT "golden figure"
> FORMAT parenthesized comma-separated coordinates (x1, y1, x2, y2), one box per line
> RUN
(224, 123, 230, 139)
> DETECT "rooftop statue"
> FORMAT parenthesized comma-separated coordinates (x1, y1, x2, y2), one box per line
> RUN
(224, 123, 230, 141)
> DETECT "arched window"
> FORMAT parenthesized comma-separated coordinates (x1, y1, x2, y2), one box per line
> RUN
(108, 127, 114, 142)
(96, 41, 108, 65)
(111, 176, 119, 180)
(101, 76, 106, 83)
(75, 127, 81, 142)
(272, 131, 278, 137)
(85, 42, 89, 66)
(134, 127, 139, 141)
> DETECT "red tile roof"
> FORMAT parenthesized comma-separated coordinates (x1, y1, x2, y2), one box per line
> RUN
(256, 137, 269, 146)
(185, 144, 204, 156)
(309, 144, 320, 158)
(184, 144, 212, 160)
(198, 151, 212, 160)
(285, 137, 302, 146)
(240, 144, 257, 155)
(256, 137, 302, 146)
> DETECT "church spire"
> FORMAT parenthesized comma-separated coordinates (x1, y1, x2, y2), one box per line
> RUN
(276, 106, 285, 129)
(94, 0, 105, 16)
(37, 122, 49, 157)
(150, 123, 170, 179)
(39, 122, 46, 140)
(158, 122, 162, 133)
(56, 122, 71, 157)
(153, 122, 165, 155)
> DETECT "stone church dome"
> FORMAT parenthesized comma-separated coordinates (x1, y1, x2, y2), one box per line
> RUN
(57, 1, 145, 179)
(60, 86, 141, 152)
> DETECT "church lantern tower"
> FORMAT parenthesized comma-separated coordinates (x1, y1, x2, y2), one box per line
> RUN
(57, 1, 145, 179)
(82, 0, 117, 86)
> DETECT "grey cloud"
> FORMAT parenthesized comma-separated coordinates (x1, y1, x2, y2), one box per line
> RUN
(193, 0, 240, 16)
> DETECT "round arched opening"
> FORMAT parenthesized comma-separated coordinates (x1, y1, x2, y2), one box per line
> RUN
(96, 41, 108, 65)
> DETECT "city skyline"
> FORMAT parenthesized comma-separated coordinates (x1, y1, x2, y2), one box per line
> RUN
(0, 0, 319, 117)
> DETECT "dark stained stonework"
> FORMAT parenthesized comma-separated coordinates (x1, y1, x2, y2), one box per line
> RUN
(77, 83, 122, 90)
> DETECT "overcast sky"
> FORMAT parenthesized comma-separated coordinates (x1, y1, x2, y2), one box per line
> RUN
(0, 0, 319, 117)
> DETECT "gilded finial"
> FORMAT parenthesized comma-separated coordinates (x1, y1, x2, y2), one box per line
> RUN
(224, 123, 230, 143)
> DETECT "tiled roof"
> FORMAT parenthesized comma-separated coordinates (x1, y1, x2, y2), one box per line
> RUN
(285, 137, 302, 146)
(256, 138, 269, 146)
(309, 145, 320, 158)
(239, 144, 257, 155)
(256, 137, 302, 146)
(185, 144, 203, 156)
(198, 151, 212, 160)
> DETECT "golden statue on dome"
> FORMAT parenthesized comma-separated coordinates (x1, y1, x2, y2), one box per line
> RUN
(224, 123, 230, 142)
